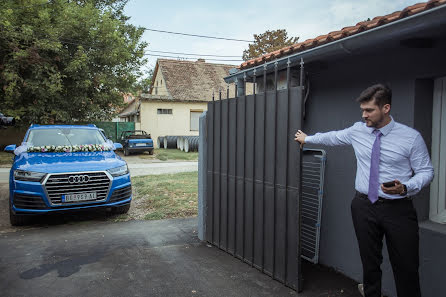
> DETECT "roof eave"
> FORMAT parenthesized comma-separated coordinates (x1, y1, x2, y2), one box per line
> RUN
(224, 4, 446, 83)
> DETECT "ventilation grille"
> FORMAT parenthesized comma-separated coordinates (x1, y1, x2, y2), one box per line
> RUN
(44, 172, 111, 205)
(301, 149, 326, 264)
(13, 194, 48, 210)
(109, 185, 132, 203)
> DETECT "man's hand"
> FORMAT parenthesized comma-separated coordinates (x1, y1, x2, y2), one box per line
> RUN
(294, 130, 307, 149)
(381, 180, 405, 195)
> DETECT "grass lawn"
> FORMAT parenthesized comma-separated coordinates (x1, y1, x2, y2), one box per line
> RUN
(139, 148, 198, 161)
(0, 152, 13, 166)
(129, 171, 198, 221)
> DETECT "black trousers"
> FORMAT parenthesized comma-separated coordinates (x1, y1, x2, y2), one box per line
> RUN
(351, 192, 421, 297)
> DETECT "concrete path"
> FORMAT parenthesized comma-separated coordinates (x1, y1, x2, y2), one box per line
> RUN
(128, 161, 198, 177)
(0, 161, 198, 184)
(0, 168, 9, 184)
(0, 217, 359, 297)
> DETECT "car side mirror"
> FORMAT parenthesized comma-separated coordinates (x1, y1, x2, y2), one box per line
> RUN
(4, 144, 16, 154)
(113, 143, 123, 150)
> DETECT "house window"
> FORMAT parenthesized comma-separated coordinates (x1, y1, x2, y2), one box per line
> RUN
(430, 77, 446, 224)
(190, 110, 202, 131)
(157, 108, 172, 115)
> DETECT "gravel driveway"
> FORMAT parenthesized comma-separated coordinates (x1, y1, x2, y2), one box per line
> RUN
(0, 154, 198, 233)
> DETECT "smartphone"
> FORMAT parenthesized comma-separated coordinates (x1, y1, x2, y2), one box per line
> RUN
(382, 181, 396, 187)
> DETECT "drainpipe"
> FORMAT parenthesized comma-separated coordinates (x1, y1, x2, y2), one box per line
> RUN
(236, 77, 245, 96)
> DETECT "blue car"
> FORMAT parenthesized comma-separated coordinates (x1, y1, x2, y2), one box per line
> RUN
(119, 130, 154, 156)
(4, 124, 132, 226)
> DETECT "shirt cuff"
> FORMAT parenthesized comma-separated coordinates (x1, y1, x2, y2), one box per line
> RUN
(305, 135, 315, 144)
(404, 181, 418, 196)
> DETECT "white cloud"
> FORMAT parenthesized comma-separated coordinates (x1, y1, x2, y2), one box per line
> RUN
(126, 0, 419, 67)
(329, 0, 416, 26)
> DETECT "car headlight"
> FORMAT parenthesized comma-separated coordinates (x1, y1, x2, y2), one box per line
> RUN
(14, 170, 47, 182)
(107, 164, 129, 177)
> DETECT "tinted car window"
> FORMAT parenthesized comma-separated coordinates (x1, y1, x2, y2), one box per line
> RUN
(27, 128, 106, 147)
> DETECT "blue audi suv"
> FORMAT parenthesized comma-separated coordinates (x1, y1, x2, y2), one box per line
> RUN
(4, 124, 132, 226)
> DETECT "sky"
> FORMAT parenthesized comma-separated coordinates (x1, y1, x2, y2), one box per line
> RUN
(123, 0, 420, 72)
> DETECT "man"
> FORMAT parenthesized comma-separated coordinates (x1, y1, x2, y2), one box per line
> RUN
(294, 84, 433, 297)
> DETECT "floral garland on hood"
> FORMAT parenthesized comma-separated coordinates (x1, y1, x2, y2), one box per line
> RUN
(27, 144, 112, 153)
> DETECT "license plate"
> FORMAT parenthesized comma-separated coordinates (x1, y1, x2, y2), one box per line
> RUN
(63, 192, 97, 202)
(135, 143, 147, 147)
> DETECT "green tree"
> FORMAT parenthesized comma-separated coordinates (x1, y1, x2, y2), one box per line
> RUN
(242, 29, 299, 61)
(0, 0, 147, 125)
(132, 68, 153, 94)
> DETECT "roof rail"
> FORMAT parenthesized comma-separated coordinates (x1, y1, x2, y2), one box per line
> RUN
(86, 124, 97, 128)
(29, 124, 40, 128)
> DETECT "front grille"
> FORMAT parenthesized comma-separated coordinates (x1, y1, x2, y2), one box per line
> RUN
(109, 185, 132, 203)
(13, 194, 48, 210)
(44, 172, 111, 205)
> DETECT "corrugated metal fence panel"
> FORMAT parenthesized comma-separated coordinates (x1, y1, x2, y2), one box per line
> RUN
(85, 122, 135, 142)
(206, 86, 304, 291)
(116, 122, 135, 142)
(206, 102, 214, 243)
(301, 149, 326, 264)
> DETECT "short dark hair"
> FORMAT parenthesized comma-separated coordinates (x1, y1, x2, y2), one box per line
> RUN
(356, 84, 392, 107)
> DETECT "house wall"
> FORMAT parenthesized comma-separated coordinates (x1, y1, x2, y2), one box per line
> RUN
(302, 41, 446, 297)
(152, 70, 169, 96)
(139, 100, 208, 148)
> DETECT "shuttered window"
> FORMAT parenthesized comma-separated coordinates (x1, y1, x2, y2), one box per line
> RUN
(190, 110, 202, 131)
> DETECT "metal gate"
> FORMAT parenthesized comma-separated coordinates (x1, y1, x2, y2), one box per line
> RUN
(205, 62, 305, 291)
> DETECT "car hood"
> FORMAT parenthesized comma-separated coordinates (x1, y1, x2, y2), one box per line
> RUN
(13, 151, 126, 173)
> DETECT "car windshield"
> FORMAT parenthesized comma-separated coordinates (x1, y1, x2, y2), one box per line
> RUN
(26, 128, 106, 147)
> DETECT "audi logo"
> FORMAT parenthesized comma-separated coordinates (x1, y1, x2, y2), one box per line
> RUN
(68, 175, 90, 184)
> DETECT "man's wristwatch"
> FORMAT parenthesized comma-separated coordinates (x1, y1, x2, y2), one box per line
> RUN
(400, 184, 408, 196)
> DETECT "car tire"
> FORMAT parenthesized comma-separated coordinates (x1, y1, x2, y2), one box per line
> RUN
(149, 149, 154, 155)
(9, 203, 29, 226)
(124, 147, 129, 156)
(113, 203, 130, 214)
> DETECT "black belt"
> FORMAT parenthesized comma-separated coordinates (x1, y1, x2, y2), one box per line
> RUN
(355, 191, 411, 203)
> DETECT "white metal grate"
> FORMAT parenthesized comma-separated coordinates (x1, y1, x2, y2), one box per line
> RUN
(301, 149, 326, 263)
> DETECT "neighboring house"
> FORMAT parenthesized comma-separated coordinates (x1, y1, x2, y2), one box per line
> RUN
(122, 58, 250, 147)
(123, 93, 135, 104)
(217, 1, 446, 297)
(118, 97, 140, 128)
(113, 93, 137, 122)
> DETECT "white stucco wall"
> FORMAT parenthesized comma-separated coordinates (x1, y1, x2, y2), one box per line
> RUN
(140, 100, 208, 148)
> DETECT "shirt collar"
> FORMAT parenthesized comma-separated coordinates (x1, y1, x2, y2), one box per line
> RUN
(367, 116, 395, 136)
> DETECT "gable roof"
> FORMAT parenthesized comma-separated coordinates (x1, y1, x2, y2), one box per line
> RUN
(240, 0, 446, 70)
(149, 59, 236, 102)
(118, 97, 139, 118)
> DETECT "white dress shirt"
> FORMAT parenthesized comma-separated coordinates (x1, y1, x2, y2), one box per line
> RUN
(305, 117, 434, 199)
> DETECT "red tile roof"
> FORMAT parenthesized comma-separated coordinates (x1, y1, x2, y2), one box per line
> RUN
(150, 59, 236, 101)
(240, 0, 446, 70)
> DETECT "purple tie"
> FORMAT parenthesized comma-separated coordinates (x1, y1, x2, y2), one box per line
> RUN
(368, 130, 382, 203)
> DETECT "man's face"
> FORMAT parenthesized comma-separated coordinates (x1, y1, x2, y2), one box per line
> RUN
(360, 99, 390, 128)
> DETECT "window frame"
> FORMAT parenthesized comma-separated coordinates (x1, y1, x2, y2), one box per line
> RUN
(430, 77, 446, 224)
(157, 108, 172, 115)
(190, 110, 203, 131)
